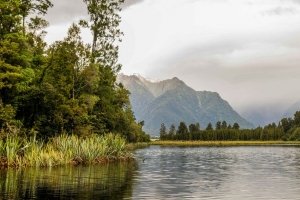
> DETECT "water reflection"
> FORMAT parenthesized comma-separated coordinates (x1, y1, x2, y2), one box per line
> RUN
(1, 146, 300, 199)
(133, 146, 300, 199)
(0, 161, 137, 199)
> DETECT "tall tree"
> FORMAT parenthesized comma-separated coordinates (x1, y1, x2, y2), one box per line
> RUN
(19, 0, 53, 35)
(81, 0, 124, 67)
(177, 122, 188, 140)
(159, 123, 167, 140)
(168, 124, 176, 140)
(37, 24, 96, 136)
(221, 121, 227, 129)
(215, 121, 221, 130)
(281, 117, 293, 133)
(205, 123, 213, 131)
(294, 111, 300, 126)
(233, 122, 240, 130)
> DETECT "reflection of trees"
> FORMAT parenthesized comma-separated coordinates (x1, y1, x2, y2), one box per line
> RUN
(155, 146, 233, 195)
(0, 161, 138, 199)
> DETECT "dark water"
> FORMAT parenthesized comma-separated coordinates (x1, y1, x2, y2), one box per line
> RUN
(1, 146, 300, 199)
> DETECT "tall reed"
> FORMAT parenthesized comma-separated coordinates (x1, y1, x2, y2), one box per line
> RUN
(0, 133, 133, 167)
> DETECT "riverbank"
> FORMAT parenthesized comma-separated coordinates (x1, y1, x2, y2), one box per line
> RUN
(151, 140, 300, 146)
(0, 134, 133, 167)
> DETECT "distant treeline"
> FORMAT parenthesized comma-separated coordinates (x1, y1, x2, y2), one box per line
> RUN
(159, 111, 300, 141)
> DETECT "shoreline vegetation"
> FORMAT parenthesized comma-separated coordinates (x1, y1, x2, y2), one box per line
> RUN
(151, 140, 300, 146)
(0, 0, 150, 168)
(0, 134, 133, 167)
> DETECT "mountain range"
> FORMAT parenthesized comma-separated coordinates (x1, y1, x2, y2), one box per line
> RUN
(282, 100, 300, 119)
(117, 74, 254, 136)
(239, 99, 300, 128)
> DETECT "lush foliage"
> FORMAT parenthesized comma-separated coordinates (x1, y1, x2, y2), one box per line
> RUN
(0, 0, 149, 142)
(0, 133, 133, 167)
(160, 111, 300, 141)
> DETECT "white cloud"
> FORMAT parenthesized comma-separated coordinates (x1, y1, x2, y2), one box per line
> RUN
(118, 0, 300, 111)
(262, 6, 299, 16)
(42, 0, 300, 116)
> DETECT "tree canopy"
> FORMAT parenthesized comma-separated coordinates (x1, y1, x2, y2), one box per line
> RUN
(0, 0, 149, 142)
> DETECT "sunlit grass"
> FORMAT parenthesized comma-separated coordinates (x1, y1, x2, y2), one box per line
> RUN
(0, 133, 133, 167)
(127, 142, 150, 150)
(152, 140, 300, 146)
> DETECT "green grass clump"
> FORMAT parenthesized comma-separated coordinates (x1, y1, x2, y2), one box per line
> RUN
(0, 133, 133, 167)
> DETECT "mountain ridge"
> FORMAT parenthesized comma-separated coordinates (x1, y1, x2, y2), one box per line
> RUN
(117, 74, 254, 135)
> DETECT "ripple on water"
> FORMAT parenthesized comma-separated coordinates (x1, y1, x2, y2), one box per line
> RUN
(133, 145, 300, 200)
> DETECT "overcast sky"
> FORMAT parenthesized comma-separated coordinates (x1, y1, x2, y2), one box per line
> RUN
(44, 0, 300, 114)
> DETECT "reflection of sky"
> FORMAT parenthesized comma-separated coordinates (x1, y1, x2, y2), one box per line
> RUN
(132, 145, 300, 199)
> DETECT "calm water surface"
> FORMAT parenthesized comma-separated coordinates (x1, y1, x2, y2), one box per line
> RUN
(1, 145, 300, 199)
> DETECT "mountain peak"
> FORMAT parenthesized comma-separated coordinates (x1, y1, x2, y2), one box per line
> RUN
(118, 74, 254, 135)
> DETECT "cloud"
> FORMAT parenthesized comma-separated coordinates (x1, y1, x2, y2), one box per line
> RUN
(122, 0, 144, 9)
(44, 0, 87, 25)
(291, 0, 300, 4)
(43, 0, 300, 118)
(45, 0, 143, 26)
(262, 6, 299, 16)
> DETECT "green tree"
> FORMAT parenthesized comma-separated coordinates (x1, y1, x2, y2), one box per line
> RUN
(19, 0, 53, 35)
(232, 122, 240, 130)
(189, 123, 200, 132)
(281, 117, 293, 133)
(80, 0, 123, 66)
(215, 121, 221, 130)
(221, 121, 227, 129)
(0, 0, 150, 142)
(159, 123, 167, 140)
(37, 24, 95, 136)
(177, 122, 188, 140)
(294, 111, 300, 126)
(168, 124, 176, 140)
(205, 123, 213, 131)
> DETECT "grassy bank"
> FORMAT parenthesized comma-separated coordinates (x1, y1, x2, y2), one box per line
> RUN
(152, 140, 300, 146)
(0, 134, 133, 167)
(127, 142, 150, 150)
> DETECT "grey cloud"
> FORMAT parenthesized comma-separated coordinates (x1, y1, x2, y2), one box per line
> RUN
(140, 30, 300, 112)
(45, 0, 143, 26)
(291, 0, 300, 4)
(262, 6, 299, 16)
(122, 0, 144, 9)
(45, 0, 87, 25)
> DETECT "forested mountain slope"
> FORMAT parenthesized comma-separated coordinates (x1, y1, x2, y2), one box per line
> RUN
(118, 74, 254, 135)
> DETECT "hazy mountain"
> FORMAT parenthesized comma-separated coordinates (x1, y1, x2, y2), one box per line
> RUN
(239, 100, 300, 127)
(239, 106, 283, 128)
(282, 100, 300, 119)
(117, 74, 254, 135)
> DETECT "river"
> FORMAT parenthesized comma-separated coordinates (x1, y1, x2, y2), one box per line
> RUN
(1, 145, 300, 199)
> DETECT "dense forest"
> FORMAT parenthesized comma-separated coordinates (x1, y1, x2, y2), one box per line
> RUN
(160, 111, 300, 141)
(0, 0, 149, 142)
